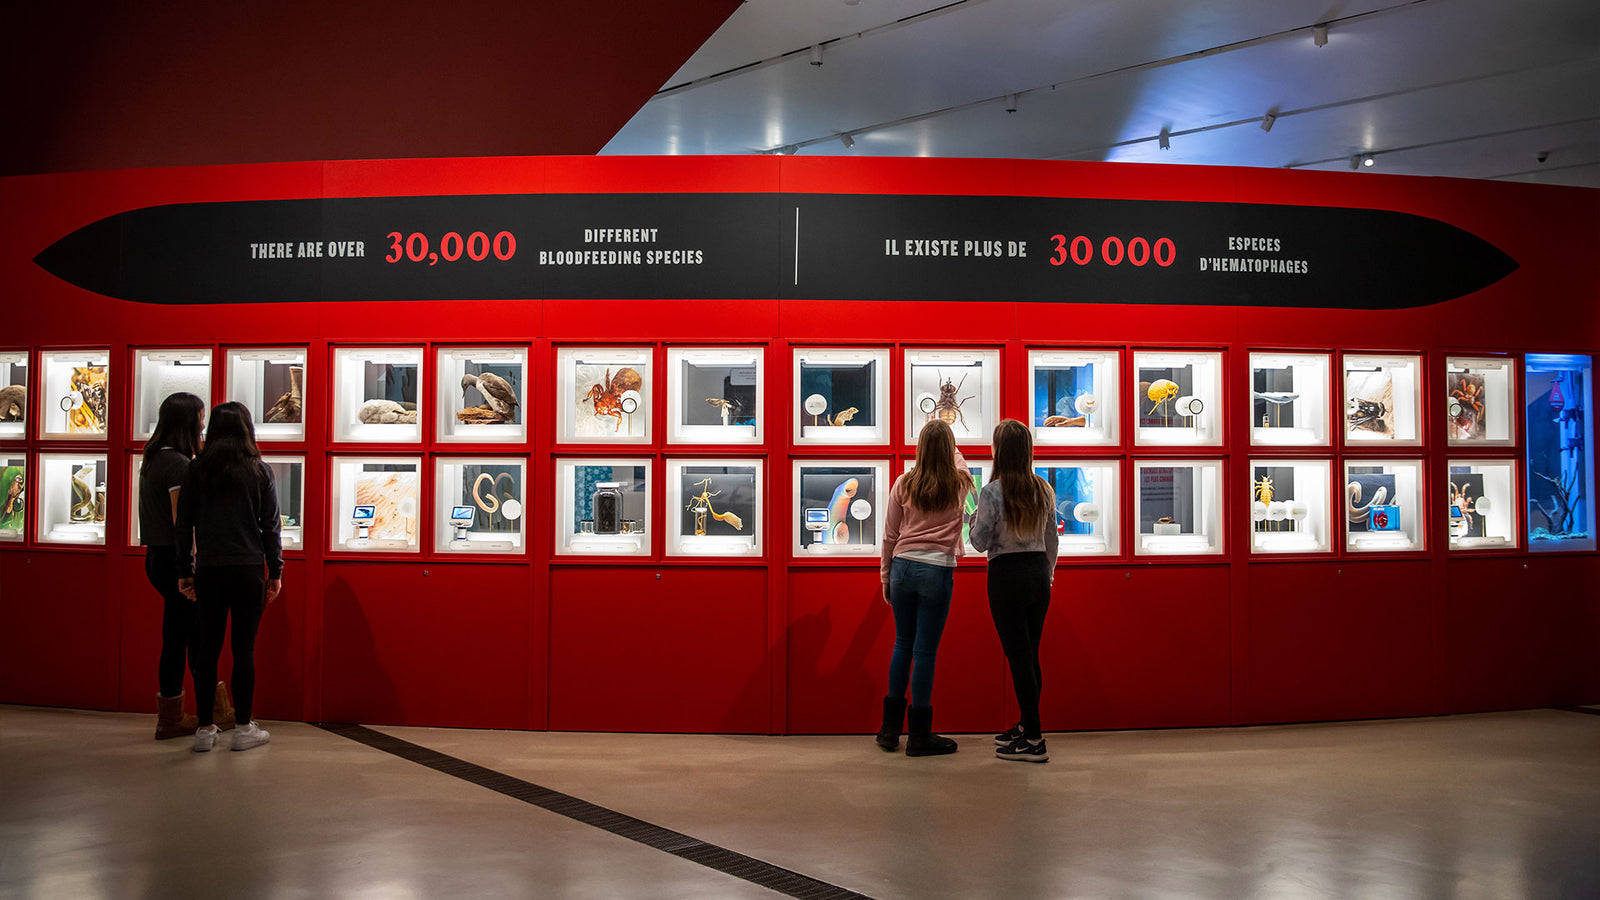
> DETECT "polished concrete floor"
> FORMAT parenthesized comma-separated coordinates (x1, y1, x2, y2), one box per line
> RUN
(1, 705, 1597, 899)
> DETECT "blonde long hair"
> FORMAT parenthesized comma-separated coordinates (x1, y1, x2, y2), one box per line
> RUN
(903, 420, 973, 512)
(991, 419, 1051, 533)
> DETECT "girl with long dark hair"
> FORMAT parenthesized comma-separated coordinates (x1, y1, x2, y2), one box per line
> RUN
(175, 402, 283, 752)
(139, 391, 227, 739)
(876, 419, 973, 756)
(969, 419, 1058, 763)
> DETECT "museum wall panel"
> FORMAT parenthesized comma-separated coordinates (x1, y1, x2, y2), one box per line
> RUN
(0, 155, 1595, 734)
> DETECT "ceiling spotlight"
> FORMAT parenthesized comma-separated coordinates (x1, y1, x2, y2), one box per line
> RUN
(780, 144, 798, 156)
(840, 133, 855, 149)
(1158, 128, 1170, 150)
(1313, 24, 1328, 47)
(1004, 93, 1018, 113)
(810, 44, 823, 67)
(1362, 154, 1375, 167)
(1260, 112, 1277, 133)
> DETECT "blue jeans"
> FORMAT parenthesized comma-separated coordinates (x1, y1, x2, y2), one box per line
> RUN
(886, 557, 955, 708)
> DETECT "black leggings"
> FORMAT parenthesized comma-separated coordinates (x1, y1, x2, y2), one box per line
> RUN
(987, 552, 1052, 739)
(193, 565, 266, 727)
(144, 547, 200, 698)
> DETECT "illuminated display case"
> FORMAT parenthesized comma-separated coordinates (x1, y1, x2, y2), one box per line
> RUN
(39, 349, 110, 440)
(1249, 459, 1332, 554)
(1035, 460, 1120, 556)
(435, 457, 525, 554)
(333, 347, 424, 444)
(1133, 460, 1223, 555)
(226, 348, 306, 442)
(1446, 459, 1517, 550)
(556, 459, 651, 555)
(1342, 353, 1422, 445)
(1249, 352, 1330, 446)
(263, 456, 306, 551)
(666, 459, 762, 556)
(132, 348, 212, 440)
(904, 348, 1000, 446)
(1028, 350, 1118, 447)
(794, 348, 889, 445)
(667, 347, 763, 445)
(36, 452, 106, 545)
(792, 460, 888, 556)
(902, 459, 990, 555)
(1525, 353, 1593, 551)
(0, 351, 28, 441)
(435, 347, 527, 444)
(1344, 459, 1424, 552)
(558, 347, 651, 443)
(1133, 351, 1222, 446)
(1445, 356, 1515, 446)
(0, 454, 23, 541)
(330, 456, 422, 552)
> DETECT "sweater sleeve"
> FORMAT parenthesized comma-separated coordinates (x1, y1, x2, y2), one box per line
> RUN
(969, 481, 1001, 553)
(881, 475, 905, 584)
(258, 463, 284, 580)
(1041, 481, 1060, 578)
(173, 469, 197, 579)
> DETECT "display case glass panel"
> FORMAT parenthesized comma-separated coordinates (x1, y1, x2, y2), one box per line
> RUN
(132, 348, 212, 440)
(39, 349, 110, 440)
(333, 347, 423, 443)
(36, 453, 107, 544)
(263, 456, 306, 551)
(558, 347, 651, 443)
(1250, 352, 1330, 446)
(1525, 353, 1593, 551)
(330, 456, 421, 552)
(666, 459, 762, 556)
(794, 348, 889, 445)
(556, 459, 651, 555)
(793, 460, 888, 556)
(904, 349, 1000, 445)
(1133, 351, 1222, 446)
(902, 459, 991, 555)
(226, 348, 306, 442)
(1249, 459, 1332, 554)
(1133, 460, 1223, 555)
(1035, 460, 1120, 556)
(1342, 354, 1422, 445)
(435, 457, 525, 554)
(0, 454, 24, 541)
(1447, 459, 1517, 550)
(1344, 459, 1424, 552)
(1028, 350, 1118, 447)
(1445, 357, 1515, 446)
(128, 453, 144, 546)
(667, 347, 763, 445)
(0, 351, 28, 441)
(435, 347, 527, 443)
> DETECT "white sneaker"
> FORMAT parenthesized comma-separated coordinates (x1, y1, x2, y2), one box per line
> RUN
(193, 724, 219, 753)
(231, 721, 270, 751)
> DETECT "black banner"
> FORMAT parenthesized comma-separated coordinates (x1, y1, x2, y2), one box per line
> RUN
(34, 193, 1516, 309)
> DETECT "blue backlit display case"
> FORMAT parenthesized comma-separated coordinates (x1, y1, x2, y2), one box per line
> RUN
(1525, 353, 1593, 551)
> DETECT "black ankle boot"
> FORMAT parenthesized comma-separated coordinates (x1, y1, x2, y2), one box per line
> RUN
(876, 696, 908, 751)
(905, 705, 958, 757)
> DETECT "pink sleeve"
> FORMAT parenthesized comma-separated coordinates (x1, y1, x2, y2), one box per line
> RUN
(881, 476, 905, 584)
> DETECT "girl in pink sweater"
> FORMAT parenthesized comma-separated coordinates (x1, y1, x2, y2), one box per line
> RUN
(876, 419, 972, 756)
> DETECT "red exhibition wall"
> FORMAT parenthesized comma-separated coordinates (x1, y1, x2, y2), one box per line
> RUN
(0, 155, 1595, 734)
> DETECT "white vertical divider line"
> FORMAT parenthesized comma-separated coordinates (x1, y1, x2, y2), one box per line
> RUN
(793, 207, 800, 286)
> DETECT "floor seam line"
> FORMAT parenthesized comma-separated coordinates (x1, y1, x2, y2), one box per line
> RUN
(313, 722, 875, 900)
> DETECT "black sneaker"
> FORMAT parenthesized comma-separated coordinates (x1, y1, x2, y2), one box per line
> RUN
(993, 722, 1024, 746)
(996, 736, 1048, 763)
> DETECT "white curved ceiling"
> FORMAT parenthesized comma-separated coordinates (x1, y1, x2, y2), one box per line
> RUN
(604, 0, 1600, 188)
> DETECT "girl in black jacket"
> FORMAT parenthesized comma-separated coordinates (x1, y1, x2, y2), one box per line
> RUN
(175, 402, 283, 752)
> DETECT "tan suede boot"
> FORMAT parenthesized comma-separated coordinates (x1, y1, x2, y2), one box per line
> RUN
(213, 682, 237, 731)
(155, 693, 198, 740)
